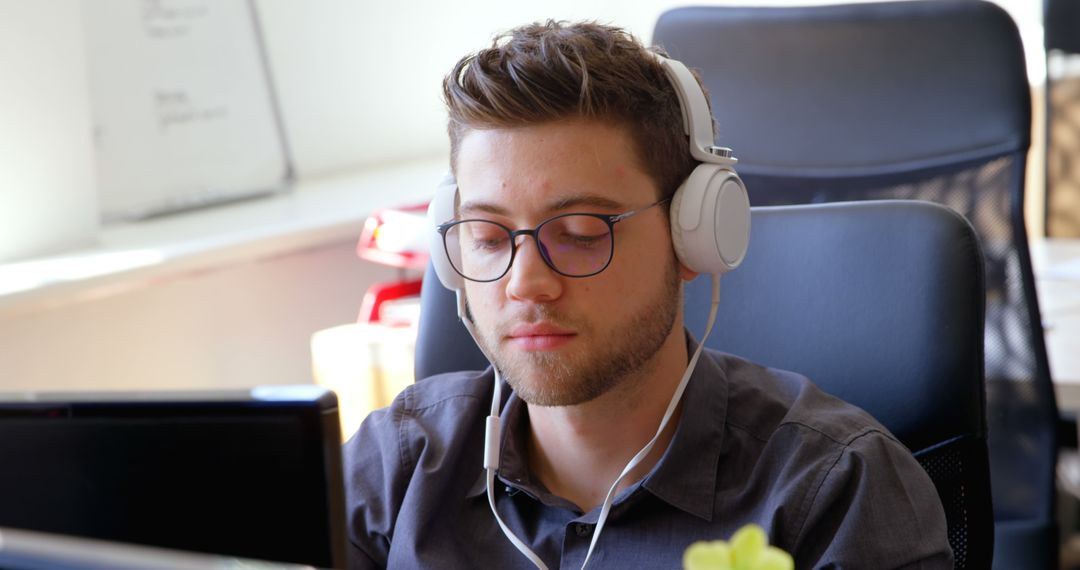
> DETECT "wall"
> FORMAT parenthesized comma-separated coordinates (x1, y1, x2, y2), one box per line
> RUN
(0, 1, 98, 262)
(0, 239, 397, 391)
(255, 0, 658, 177)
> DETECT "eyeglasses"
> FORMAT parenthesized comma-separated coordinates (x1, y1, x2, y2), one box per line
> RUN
(437, 199, 669, 283)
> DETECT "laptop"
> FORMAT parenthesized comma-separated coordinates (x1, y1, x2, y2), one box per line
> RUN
(0, 386, 345, 568)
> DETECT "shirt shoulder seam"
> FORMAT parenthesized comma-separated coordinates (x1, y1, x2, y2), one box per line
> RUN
(728, 416, 896, 448)
(791, 429, 899, 546)
(779, 419, 898, 448)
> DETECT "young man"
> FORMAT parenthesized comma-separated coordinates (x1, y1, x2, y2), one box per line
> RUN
(344, 21, 951, 569)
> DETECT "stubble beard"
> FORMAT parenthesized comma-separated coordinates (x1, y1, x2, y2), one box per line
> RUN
(472, 262, 683, 407)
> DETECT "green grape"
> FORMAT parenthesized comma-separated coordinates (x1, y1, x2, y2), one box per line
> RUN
(683, 524, 793, 570)
(757, 546, 795, 570)
(683, 540, 733, 570)
(730, 524, 767, 570)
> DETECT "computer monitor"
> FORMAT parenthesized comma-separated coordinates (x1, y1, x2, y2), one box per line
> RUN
(0, 526, 314, 570)
(0, 386, 345, 568)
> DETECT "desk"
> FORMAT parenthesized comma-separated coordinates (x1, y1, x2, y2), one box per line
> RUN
(1031, 239, 1080, 411)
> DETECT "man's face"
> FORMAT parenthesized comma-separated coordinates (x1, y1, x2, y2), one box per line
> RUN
(454, 119, 685, 407)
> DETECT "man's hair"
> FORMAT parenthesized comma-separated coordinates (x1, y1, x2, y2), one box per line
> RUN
(443, 20, 705, 200)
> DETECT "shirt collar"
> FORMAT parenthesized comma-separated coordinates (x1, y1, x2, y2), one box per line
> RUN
(639, 333, 727, 521)
(465, 331, 729, 523)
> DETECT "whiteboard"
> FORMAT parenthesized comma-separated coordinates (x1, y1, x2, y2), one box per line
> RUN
(85, 0, 292, 222)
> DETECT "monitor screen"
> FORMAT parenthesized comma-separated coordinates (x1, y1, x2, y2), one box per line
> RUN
(0, 525, 313, 570)
(0, 386, 345, 568)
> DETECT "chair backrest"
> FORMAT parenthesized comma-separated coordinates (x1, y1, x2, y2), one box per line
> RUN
(414, 200, 992, 568)
(415, 262, 486, 379)
(1046, 0, 1080, 55)
(654, 3, 1056, 567)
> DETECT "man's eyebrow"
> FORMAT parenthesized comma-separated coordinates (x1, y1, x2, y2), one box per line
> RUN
(457, 200, 508, 217)
(457, 194, 627, 218)
(548, 194, 626, 211)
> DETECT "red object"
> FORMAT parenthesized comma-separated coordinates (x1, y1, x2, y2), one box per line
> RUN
(357, 278, 423, 325)
(355, 202, 431, 270)
(355, 202, 431, 324)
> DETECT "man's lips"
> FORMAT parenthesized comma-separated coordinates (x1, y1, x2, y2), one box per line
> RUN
(506, 323, 576, 351)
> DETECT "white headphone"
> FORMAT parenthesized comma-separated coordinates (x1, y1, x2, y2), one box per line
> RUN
(426, 53, 750, 289)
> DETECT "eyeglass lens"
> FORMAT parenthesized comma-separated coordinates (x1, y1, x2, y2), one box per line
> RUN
(445, 215, 614, 281)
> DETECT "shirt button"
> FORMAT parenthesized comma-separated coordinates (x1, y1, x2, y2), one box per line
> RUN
(574, 523, 593, 537)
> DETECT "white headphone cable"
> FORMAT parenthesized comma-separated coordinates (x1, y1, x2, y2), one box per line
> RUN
(457, 274, 721, 570)
(457, 291, 551, 570)
(578, 273, 720, 569)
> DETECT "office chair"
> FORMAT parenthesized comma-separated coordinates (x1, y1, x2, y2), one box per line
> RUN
(653, 2, 1055, 567)
(414, 200, 992, 568)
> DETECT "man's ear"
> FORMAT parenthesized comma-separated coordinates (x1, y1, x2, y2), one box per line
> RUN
(462, 293, 476, 325)
(678, 261, 698, 282)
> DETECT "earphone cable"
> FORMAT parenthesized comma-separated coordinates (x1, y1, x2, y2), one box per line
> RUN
(457, 276, 722, 570)
(457, 290, 551, 570)
(578, 273, 720, 569)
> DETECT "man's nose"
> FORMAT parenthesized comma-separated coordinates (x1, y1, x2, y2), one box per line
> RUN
(504, 235, 563, 303)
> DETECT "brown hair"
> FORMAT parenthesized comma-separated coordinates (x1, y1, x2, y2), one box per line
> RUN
(443, 20, 705, 200)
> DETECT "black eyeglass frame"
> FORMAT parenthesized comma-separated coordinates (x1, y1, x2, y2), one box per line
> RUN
(436, 198, 670, 283)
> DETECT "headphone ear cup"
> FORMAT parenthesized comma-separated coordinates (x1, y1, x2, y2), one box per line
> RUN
(427, 174, 465, 291)
(669, 179, 693, 271)
(669, 164, 751, 274)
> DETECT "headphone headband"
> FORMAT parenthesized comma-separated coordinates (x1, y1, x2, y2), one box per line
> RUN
(652, 54, 738, 167)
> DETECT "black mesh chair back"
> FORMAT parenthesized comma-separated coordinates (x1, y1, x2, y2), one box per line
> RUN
(654, 3, 1055, 567)
(414, 201, 992, 567)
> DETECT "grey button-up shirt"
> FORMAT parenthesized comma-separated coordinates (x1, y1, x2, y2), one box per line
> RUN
(344, 340, 952, 569)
